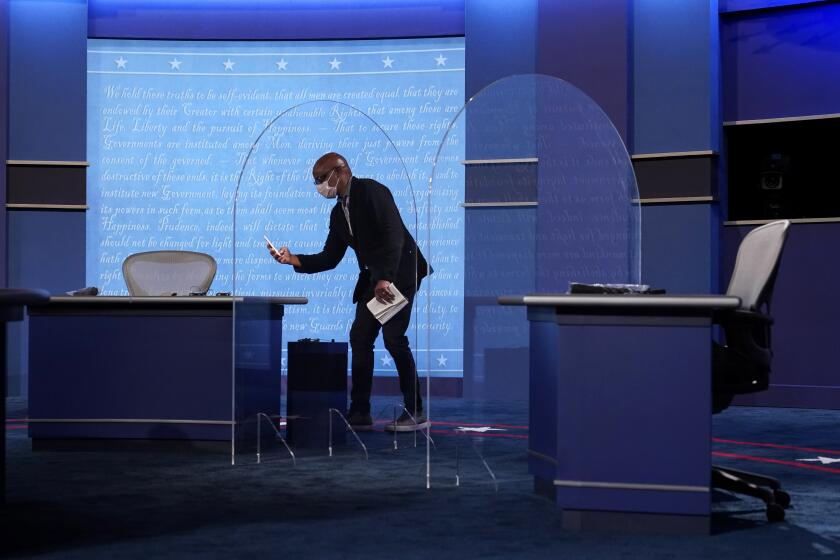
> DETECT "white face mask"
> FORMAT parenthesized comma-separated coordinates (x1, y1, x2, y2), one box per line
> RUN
(315, 169, 338, 199)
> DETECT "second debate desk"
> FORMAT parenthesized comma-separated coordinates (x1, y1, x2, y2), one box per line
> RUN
(27, 296, 306, 443)
(499, 293, 741, 532)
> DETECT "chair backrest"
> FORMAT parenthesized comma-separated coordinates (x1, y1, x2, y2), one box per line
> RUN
(714, 220, 790, 411)
(122, 251, 217, 296)
(726, 220, 791, 311)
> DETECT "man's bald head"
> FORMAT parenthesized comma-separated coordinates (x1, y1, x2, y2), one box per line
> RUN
(313, 152, 350, 178)
(313, 152, 352, 196)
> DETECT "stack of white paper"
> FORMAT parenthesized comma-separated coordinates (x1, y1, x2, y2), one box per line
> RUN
(366, 283, 408, 325)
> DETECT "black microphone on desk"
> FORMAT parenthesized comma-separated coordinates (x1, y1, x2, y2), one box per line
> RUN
(66, 286, 99, 296)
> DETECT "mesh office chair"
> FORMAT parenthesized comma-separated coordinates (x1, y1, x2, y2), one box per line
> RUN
(713, 219, 791, 522)
(122, 250, 217, 296)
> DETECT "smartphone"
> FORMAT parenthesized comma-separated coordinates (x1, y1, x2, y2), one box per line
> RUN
(263, 235, 279, 253)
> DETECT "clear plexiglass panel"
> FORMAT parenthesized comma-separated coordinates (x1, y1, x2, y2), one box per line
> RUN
(425, 74, 641, 488)
(230, 101, 431, 483)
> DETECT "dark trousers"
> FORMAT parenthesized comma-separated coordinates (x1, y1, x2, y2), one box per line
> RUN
(349, 289, 422, 415)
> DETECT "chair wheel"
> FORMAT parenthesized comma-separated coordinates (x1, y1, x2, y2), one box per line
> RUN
(774, 490, 791, 508)
(767, 503, 786, 522)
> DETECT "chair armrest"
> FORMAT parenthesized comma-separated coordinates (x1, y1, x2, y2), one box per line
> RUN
(713, 309, 774, 326)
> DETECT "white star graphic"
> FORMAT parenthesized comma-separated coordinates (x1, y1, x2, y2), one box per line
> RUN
(328, 57, 342, 70)
(275, 59, 288, 71)
(382, 56, 394, 68)
(222, 59, 235, 71)
(381, 355, 393, 367)
(434, 54, 447, 67)
(436, 354, 448, 367)
(114, 56, 128, 69)
(168, 58, 182, 71)
(798, 456, 840, 465)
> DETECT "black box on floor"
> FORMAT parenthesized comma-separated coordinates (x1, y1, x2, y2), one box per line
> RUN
(286, 340, 348, 448)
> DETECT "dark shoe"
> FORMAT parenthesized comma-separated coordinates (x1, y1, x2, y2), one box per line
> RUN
(346, 410, 373, 432)
(384, 410, 430, 432)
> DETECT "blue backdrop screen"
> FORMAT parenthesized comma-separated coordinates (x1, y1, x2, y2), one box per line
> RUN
(87, 37, 465, 378)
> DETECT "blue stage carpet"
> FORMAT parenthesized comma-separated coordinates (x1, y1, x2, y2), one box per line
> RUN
(3, 397, 840, 559)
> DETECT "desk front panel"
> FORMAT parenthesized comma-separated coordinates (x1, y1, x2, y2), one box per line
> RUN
(528, 311, 712, 517)
(29, 309, 232, 439)
(28, 300, 285, 441)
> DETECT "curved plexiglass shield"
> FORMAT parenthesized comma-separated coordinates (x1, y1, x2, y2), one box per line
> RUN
(230, 101, 429, 475)
(426, 74, 641, 487)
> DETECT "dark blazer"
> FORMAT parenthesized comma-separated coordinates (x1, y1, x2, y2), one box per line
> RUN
(295, 177, 430, 303)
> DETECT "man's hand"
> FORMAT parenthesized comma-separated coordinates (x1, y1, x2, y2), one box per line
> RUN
(374, 280, 395, 304)
(268, 244, 301, 267)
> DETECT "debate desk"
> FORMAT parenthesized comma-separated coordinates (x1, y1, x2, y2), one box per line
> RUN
(26, 296, 306, 445)
(499, 294, 741, 533)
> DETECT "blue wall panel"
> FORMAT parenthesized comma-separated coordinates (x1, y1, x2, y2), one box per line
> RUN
(464, 0, 536, 98)
(89, 0, 465, 40)
(722, 2, 840, 122)
(641, 204, 719, 294)
(2, 0, 10, 397)
(8, 0, 86, 161)
(633, 0, 719, 154)
(1, 0, 8, 287)
(7, 0, 88, 396)
(462, 0, 537, 399)
(6, 210, 86, 396)
(8, 211, 86, 295)
(536, 0, 630, 144)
